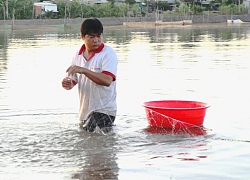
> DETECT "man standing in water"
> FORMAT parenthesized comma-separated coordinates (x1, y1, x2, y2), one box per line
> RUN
(62, 18, 118, 132)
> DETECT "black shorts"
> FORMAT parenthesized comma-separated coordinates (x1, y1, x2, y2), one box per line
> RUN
(80, 112, 115, 132)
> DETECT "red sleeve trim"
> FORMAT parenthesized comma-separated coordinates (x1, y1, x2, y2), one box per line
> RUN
(102, 71, 116, 81)
(72, 80, 77, 85)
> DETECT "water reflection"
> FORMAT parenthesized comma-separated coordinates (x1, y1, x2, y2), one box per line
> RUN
(0, 32, 8, 77)
(144, 125, 211, 136)
(72, 132, 119, 180)
(142, 125, 212, 163)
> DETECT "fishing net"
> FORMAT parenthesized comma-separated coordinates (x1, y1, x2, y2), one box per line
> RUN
(144, 109, 210, 136)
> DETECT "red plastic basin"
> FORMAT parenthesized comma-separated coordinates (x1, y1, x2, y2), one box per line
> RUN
(143, 100, 210, 128)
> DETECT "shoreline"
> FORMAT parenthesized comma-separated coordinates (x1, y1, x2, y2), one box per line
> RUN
(1, 15, 250, 31)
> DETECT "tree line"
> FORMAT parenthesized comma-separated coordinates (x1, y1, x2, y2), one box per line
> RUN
(0, 0, 248, 20)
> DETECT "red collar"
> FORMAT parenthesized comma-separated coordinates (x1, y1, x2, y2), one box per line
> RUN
(78, 43, 104, 61)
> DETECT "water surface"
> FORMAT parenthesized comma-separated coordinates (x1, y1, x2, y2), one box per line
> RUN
(0, 23, 250, 179)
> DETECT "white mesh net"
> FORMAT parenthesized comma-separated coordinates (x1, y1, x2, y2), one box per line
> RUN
(145, 109, 210, 136)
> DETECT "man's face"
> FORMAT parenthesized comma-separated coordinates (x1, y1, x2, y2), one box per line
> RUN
(82, 33, 102, 51)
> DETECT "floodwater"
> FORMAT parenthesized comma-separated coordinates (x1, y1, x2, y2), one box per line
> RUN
(0, 23, 250, 180)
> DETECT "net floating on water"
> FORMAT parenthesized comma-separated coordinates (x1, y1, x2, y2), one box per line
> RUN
(143, 100, 210, 129)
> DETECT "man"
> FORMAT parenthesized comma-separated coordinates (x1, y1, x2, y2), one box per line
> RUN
(62, 18, 118, 132)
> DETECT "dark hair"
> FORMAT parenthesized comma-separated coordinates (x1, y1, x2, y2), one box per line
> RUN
(80, 18, 103, 36)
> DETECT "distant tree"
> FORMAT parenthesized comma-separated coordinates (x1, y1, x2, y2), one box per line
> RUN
(15, 0, 33, 19)
(45, 10, 54, 18)
(157, 1, 171, 11)
(55, 0, 66, 18)
(125, 0, 136, 5)
(192, 4, 205, 14)
(131, 3, 139, 16)
(98, 2, 113, 17)
(0, 0, 6, 20)
(107, 0, 115, 5)
(69, 0, 82, 18)
(8, 0, 19, 27)
(114, 3, 129, 17)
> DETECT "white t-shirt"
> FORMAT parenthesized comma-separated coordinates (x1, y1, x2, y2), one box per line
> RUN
(71, 43, 118, 122)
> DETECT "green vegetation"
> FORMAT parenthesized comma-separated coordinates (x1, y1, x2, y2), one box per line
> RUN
(0, 0, 249, 20)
